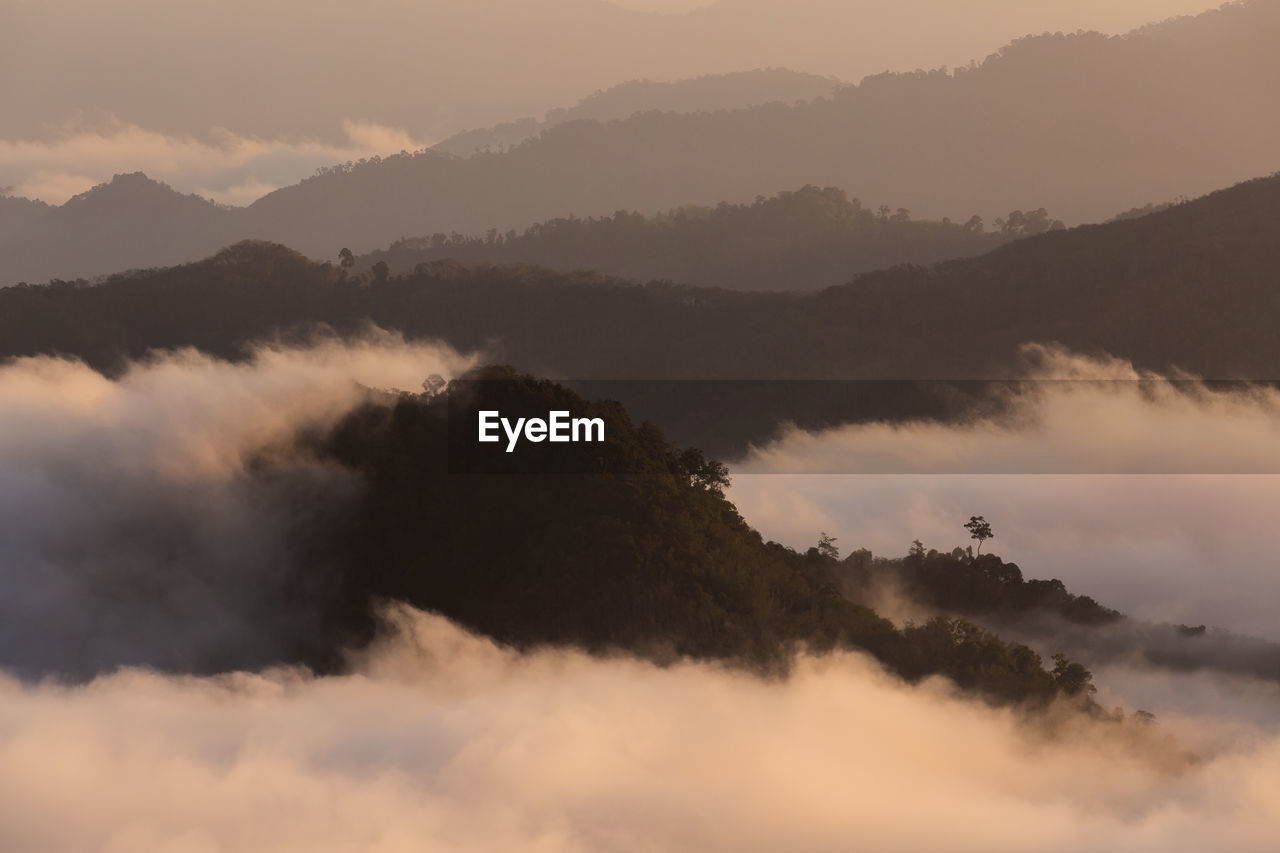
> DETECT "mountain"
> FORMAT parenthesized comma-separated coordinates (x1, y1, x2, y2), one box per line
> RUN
(259, 368, 1101, 706)
(357, 185, 1045, 291)
(432, 69, 841, 157)
(236, 1, 1279, 256)
(2, 173, 239, 284)
(5, 3, 1278, 286)
(4, 172, 1280, 451)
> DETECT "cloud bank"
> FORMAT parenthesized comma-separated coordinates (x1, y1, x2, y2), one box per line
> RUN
(0, 119, 428, 206)
(729, 347, 1280, 638)
(0, 335, 473, 678)
(2, 339, 1280, 849)
(3, 606, 1280, 852)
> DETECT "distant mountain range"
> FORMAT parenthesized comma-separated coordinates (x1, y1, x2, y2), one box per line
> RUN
(7, 0, 1217, 145)
(3, 2, 1276, 286)
(5, 171, 1280, 423)
(430, 69, 841, 157)
(357, 185, 1050, 291)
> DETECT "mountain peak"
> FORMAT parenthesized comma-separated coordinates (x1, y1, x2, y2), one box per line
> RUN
(57, 172, 225, 221)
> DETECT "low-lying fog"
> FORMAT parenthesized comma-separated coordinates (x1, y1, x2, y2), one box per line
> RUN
(6, 607, 1280, 852)
(3, 338, 1280, 849)
(0, 334, 472, 678)
(730, 346, 1280, 639)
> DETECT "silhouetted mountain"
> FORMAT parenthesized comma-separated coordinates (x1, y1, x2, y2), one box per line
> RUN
(431, 69, 841, 157)
(5, 3, 1277, 286)
(5, 174, 1280, 446)
(358, 186, 1050, 291)
(270, 368, 1098, 706)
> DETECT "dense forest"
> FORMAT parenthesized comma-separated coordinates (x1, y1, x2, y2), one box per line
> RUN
(837, 544, 1280, 684)
(277, 368, 1103, 707)
(839, 546, 1122, 627)
(358, 185, 1052, 290)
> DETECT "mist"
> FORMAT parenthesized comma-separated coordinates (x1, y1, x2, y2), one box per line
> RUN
(729, 347, 1280, 639)
(5, 605, 1280, 852)
(0, 335, 473, 678)
(3, 339, 1280, 848)
(0, 119, 428, 206)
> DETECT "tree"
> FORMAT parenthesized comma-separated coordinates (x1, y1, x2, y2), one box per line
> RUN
(817, 532, 839, 561)
(677, 447, 730, 495)
(338, 247, 355, 270)
(1051, 653, 1096, 696)
(963, 515, 993, 556)
(371, 260, 390, 282)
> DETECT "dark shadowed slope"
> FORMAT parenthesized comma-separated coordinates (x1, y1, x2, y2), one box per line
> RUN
(5, 172, 1280, 457)
(277, 371, 1102, 707)
(5, 172, 1280, 383)
(0, 361, 1106, 711)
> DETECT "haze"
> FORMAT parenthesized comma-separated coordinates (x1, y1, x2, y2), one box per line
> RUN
(2, 0, 1221, 204)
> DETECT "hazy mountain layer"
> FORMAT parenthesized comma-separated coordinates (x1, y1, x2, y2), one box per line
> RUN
(6, 171, 1279, 371)
(4, 172, 1280, 458)
(431, 69, 841, 157)
(357, 185, 1045, 291)
(4, 2, 1277, 284)
(237, 2, 1277, 251)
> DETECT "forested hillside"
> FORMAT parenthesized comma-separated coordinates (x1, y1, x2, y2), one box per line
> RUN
(359, 186, 1046, 290)
(6, 171, 1279, 370)
(276, 368, 1102, 706)
(837, 545, 1280, 685)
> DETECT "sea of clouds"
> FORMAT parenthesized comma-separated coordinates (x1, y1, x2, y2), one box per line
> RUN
(0, 119, 428, 206)
(730, 346, 1280, 638)
(3, 339, 1280, 849)
(4, 607, 1280, 852)
(0, 334, 472, 678)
